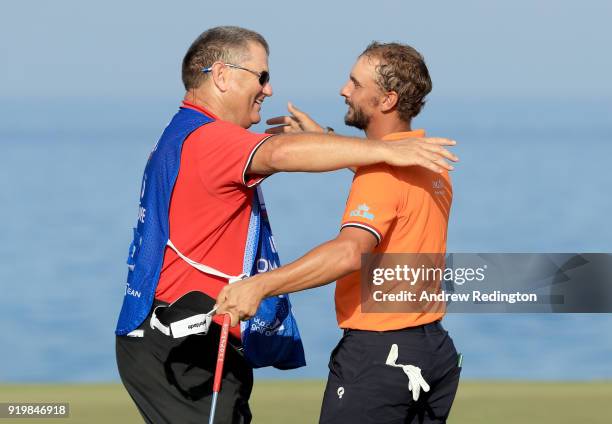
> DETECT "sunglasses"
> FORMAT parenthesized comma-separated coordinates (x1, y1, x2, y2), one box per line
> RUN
(202, 63, 270, 86)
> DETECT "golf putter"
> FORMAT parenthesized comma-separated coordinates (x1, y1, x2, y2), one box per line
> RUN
(208, 314, 231, 424)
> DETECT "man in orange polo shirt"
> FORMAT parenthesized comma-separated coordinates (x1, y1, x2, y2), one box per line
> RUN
(218, 42, 460, 423)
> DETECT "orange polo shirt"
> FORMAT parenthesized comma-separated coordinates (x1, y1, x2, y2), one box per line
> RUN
(335, 130, 453, 330)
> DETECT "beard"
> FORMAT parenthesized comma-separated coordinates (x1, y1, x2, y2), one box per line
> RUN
(344, 99, 376, 130)
(344, 103, 369, 130)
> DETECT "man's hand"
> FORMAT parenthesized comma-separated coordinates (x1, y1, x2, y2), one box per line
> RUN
(265, 102, 324, 134)
(382, 138, 458, 173)
(216, 278, 265, 327)
(263, 103, 457, 174)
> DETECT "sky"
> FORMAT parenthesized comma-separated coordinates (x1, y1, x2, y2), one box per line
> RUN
(1, 0, 611, 103)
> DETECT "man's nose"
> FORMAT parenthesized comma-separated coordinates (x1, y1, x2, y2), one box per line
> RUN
(263, 81, 273, 97)
(339, 82, 350, 98)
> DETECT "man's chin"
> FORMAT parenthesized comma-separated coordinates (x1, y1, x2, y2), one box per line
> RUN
(251, 113, 261, 125)
(344, 112, 355, 127)
(344, 110, 368, 130)
(344, 117, 363, 130)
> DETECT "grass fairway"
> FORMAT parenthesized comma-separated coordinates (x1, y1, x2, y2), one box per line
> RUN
(1, 381, 611, 423)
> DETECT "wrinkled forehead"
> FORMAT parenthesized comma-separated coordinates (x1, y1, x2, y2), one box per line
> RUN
(241, 41, 269, 68)
(351, 54, 380, 83)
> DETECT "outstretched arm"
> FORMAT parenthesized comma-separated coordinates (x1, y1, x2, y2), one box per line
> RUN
(216, 227, 377, 326)
(253, 102, 454, 175)
(249, 131, 457, 175)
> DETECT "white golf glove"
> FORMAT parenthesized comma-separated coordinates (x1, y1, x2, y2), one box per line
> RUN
(385, 343, 430, 401)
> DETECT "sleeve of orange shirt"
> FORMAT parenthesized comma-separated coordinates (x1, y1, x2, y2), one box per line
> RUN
(340, 164, 399, 244)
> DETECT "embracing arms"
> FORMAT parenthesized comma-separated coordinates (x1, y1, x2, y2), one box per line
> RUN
(248, 103, 458, 175)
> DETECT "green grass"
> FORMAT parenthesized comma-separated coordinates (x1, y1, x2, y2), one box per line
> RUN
(1, 381, 611, 423)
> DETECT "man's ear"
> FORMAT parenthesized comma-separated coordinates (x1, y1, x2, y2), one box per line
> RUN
(210, 62, 230, 92)
(380, 91, 398, 113)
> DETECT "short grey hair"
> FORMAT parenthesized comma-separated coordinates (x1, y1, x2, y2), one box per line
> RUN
(181, 26, 269, 90)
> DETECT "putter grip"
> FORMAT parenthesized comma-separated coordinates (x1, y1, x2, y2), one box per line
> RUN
(212, 314, 231, 393)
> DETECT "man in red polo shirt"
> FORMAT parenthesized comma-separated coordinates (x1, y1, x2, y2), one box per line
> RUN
(218, 42, 461, 423)
(116, 26, 458, 424)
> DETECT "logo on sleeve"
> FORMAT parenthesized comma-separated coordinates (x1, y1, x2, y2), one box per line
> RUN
(349, 204, 375, 221)
(432, 179, 445, 196)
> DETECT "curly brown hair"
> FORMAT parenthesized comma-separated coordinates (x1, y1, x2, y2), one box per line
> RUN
(361, 42, 432, 123)
(182, 26, 269, 90)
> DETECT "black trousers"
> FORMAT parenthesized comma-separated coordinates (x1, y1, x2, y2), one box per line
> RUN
(319, 322, 461, 424)
(116, 301, 253, 424)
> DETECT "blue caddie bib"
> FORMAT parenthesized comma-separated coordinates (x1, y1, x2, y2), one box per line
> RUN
(115, 106, 305, 370)
(116, 107, 212, 335)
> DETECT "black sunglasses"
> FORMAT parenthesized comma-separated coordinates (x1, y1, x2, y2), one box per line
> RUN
(202, 63, 270, 86)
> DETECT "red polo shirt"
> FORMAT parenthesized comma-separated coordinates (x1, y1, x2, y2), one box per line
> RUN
(155, 101, 271, 338)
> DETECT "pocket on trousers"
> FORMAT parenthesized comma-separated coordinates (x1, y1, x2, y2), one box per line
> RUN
(327, 340, 343, 378)
(328, 337, 367, 385)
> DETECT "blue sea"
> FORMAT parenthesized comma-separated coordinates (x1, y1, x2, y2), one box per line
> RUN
(1, 97, 611, 382)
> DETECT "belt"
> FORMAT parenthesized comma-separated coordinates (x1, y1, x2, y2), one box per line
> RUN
(344, 320, 444, 336)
